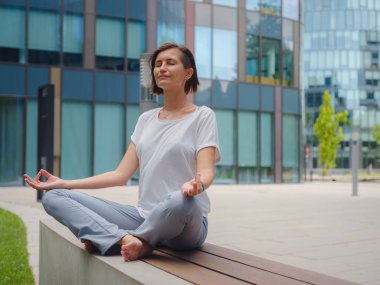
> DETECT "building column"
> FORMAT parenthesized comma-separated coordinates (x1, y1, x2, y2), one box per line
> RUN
(84, 0, 95, 69)
(274, 86, 282, 183)
(146, 0, 157, 53)
(49, 67, 61, 177)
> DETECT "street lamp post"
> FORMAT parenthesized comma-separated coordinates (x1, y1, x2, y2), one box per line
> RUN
(351, 126, 359, 196)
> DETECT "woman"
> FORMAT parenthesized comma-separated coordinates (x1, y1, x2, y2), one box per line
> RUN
(24, 42, 220, 261)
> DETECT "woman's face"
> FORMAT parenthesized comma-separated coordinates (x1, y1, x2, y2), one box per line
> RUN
(154, 48, 193, 93)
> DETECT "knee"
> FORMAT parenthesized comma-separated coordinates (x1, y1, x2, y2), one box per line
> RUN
(41, 189, 68, 213)
(164, 191, 201, 217)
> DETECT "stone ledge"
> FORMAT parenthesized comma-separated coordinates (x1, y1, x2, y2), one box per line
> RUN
(39, 219, 191, 285)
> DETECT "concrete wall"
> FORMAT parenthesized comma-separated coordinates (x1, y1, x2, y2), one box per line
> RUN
(39, 219, 190, 285)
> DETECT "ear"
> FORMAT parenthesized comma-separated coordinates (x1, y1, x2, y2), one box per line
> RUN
(185, 68, 194, 80)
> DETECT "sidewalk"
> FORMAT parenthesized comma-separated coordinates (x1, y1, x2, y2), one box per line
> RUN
(1, 182, 379, 285)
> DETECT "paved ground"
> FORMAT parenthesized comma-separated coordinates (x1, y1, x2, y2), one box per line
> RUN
(0, 182, 379, 285)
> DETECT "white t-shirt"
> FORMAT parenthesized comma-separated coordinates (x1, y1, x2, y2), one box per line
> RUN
(131, 106, 221, 219)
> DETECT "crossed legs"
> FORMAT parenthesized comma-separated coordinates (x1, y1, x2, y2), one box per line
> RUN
(42, 189, 207, 261)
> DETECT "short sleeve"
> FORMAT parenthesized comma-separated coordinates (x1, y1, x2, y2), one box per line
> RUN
(130, 112, 146, 145)
(196, 108, 221, 163)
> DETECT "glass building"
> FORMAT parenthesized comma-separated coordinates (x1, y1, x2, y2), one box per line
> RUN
(0, 0, 302, 186)
(304, 0, 380, 169)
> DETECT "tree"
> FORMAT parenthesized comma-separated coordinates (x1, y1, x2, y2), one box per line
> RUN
(373, 124, 380, 145)
(313, 90, 348, 176)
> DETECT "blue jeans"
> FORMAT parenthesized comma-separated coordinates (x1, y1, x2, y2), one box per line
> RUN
(42, 189, 208, 255)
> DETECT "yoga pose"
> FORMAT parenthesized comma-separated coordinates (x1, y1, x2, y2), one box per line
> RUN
(24, 42, 220, 261)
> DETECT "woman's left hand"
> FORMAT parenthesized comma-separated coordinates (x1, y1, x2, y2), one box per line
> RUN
(182, 173, 202, 197)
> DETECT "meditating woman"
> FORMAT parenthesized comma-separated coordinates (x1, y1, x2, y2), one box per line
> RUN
(24, 42, 220, 261)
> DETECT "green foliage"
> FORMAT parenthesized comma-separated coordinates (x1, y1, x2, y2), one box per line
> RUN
(373, 124, 380, 145)
(0, 208, 34, 285)
(313, 90, 348, 176)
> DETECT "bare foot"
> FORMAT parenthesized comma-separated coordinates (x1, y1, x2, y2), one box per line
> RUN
(119, 235, 153, 261)
(80, 239, 99, 254)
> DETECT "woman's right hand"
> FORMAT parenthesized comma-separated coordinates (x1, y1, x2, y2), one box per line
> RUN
(24, 169, 65, 191)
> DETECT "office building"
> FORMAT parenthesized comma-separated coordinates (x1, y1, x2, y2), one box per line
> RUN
(0, 0, 302, 185)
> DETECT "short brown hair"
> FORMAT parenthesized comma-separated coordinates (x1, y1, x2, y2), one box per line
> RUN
(149, 42, 199, 95)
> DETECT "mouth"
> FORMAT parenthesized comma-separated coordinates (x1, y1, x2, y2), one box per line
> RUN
(157, 75, 169, 80)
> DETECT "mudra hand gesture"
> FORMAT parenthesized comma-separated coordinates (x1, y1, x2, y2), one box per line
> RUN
(24, 169, 64, 191)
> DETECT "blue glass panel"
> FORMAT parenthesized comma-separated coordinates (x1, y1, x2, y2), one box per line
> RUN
(29, 0, 60, 10)
(195, 26, 212, 79)
(213, 29, 237, 80)
(128, 0, 146, 20)
(261, 15, 281, 39)
(26, 99, 37, 177)
(61, 101, 92, 179)
(127, 74, 139, 104)
(239, 83, 259, 110)
(283, 88, 300, 114)
(195, 79, 211, 107)
(94, 103, 125, 175)
(28, 67, 49, 97)
(96, 72, 125, 102)
(96, 17, 125, 57)
(283, 0, 299, 20)
(260, 112, 274, 183)
(96, 0, 125, 18)
(62, 70, 93, 100)
(157, 0, 185, 45)
(260, 86, 274, 111)
(212, 80, 237, 109)
(64, 0, 83, 12)
(0, 64, 25, 96)
(0, 97, 23, 185)
(0, 0, 26, 5)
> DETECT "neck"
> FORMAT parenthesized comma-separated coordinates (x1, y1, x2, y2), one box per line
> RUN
(162, 89, 190, 111)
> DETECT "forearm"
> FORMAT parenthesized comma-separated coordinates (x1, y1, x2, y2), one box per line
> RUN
(198, 168, 214, 190)
(63, 171, 126, 190)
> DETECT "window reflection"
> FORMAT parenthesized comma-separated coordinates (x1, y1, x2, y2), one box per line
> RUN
(246, 35, 259, 83)
(195, 26, 212, 78)
(260, 112, 274, 183)
(261, 0, 281, 16)
(261, 38, 280, 85)
(157, 0, 184, 45)
(213, 29, 237, 80)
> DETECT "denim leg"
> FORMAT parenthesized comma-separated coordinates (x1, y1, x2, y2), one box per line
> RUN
(130, 190, 207, 250)
(42, 189, 144, 255)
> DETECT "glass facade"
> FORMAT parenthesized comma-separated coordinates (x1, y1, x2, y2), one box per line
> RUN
(304, 0, 380, 170)
(0, 0, 301, 186)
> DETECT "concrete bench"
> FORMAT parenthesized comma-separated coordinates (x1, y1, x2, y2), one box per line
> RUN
(40, 219, 360, 285)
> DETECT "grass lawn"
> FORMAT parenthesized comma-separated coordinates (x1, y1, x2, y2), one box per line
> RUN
(0, 208, 34, 285)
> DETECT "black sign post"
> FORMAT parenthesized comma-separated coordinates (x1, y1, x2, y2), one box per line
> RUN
(37, 84, 54, 201)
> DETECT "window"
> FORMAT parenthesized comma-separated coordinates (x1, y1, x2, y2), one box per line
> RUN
(283, 114, 299, 182)
(246, 0, 260, 11)
(0, 97, 23, 185)
(0, 5, 25, 63)
(283, 0, 299, 20)
(238, 111, 259, 183)
(261, 38, 280, 85)
(127, 20, 146, 72)
(157, 0, 185, 46)
(63, 13, 83, 67)
(195, 26, 212, 78)
(61, 101, 92, 179)
(260, 112, 274, 183)
(94, 103, 125, 175)
(261, 0, 281, 16)
(215, 109, 236, 183)
(213, 0, 237, 7)
(28, 8, 60, 65)
(96, 16, 125, 70)
(246, 35, 259, 83)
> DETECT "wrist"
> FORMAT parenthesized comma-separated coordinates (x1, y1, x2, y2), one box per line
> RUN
(200, 181, 205, 192)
